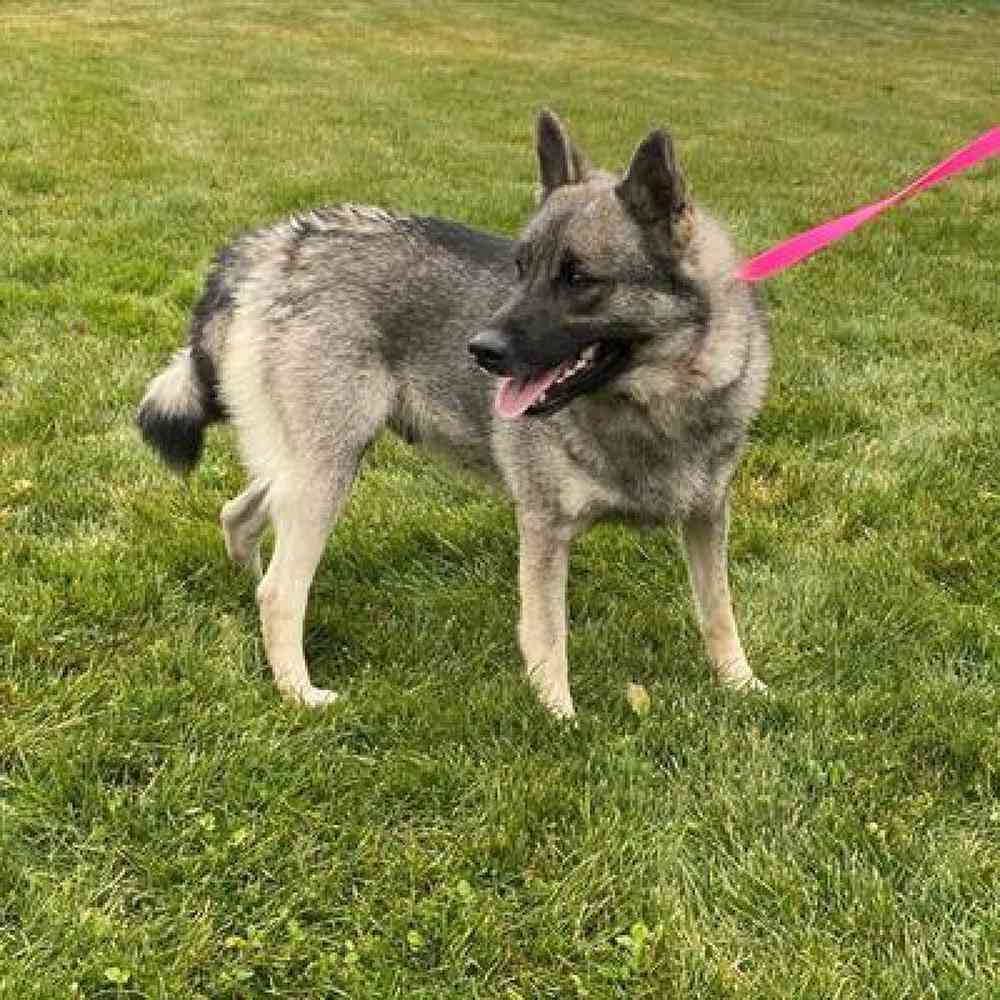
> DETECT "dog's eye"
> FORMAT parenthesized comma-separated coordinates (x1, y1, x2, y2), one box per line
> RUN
(560, 257, 595, 289)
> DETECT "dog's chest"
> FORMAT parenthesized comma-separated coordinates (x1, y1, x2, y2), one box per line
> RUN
(555, 406, 723, 525)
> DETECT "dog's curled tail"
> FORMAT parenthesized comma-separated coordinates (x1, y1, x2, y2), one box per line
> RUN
(137, 346, 217, 474)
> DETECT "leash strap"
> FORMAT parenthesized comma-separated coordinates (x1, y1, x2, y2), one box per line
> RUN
(737, 126, 1000, 282)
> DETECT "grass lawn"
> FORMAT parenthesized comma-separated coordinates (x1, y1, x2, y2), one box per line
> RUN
(2, 1, 999, 996)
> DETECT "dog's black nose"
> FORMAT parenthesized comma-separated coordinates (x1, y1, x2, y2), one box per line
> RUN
(468, 329, 510, 375)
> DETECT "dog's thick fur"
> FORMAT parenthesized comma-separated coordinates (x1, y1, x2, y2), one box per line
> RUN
(138, 111, 769, 717)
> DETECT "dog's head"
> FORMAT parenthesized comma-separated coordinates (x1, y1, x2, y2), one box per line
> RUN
(470, 110, 711, 419)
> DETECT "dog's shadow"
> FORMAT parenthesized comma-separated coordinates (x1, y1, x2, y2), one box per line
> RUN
(265, 507, 518, 686)
(271, 513, 704, 695)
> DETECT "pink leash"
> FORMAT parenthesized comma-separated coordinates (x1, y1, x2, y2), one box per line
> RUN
(737, 126, 1000, 282)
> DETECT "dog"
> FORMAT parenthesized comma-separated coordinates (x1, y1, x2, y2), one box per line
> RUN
(137, 110, 770, 718)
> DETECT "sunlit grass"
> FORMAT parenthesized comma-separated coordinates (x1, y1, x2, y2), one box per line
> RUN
(1, 2, 998, 997)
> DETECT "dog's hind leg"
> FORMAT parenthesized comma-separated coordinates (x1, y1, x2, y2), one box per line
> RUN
(254, 458, 361, 709)
(681, 503, 765, 692)
(221, 477, 270, 578)
(516, 510, 575, 719)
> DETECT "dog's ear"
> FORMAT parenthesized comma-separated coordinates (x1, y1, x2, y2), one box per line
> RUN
(615, 129, 689, 235)
(536, 109, 591, 200)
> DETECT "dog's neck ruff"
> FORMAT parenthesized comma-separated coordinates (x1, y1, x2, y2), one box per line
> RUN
(737, 126, 1000, 282)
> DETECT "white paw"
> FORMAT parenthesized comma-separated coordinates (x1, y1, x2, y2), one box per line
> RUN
(545, 696, 577, 721)
(530, 680, 576, 720)
(718, 669, 767, 694)
(280, 683, 339, 709)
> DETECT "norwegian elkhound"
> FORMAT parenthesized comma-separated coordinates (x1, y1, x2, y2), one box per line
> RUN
(138, 110, 769, 718)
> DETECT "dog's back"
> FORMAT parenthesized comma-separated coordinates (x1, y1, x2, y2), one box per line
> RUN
(138, 206, 516, 479)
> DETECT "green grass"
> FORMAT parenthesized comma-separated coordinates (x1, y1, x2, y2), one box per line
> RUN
(2, 1, 999, 996)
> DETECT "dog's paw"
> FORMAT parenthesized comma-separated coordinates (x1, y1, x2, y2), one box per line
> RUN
(718, 670, 767, 695)
(524, 663, 576, 720)
(535, 687, 576, 721)
(547, 698, 577, 721)
(302, 686, 339, 709)
(737, 675, 767, 694)
(279, 683, 339, 709)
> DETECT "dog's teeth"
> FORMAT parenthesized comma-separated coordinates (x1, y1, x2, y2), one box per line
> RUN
(582, 345, 599, 362)
(553, 358, 589, 387)
(549, 354, 595, 393)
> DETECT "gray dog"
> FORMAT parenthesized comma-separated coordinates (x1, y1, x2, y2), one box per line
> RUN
(138, 111, 770, 718)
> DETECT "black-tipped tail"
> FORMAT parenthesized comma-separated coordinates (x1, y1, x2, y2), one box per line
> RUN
(137, 348, 213, 474)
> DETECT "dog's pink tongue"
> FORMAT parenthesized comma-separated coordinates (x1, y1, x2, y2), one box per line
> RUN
(495, 369, 560, 420)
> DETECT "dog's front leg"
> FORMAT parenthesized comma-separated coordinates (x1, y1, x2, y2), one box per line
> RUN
(681, 503, 765, 692)
(516, 511, 575, 719)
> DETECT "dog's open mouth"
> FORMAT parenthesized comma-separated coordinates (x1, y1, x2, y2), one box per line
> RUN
(495, 341, 631, 420)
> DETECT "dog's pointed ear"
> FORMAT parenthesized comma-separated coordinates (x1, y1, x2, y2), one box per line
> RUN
(615, 129, 688, 231)
(536, 109, 592, 200)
